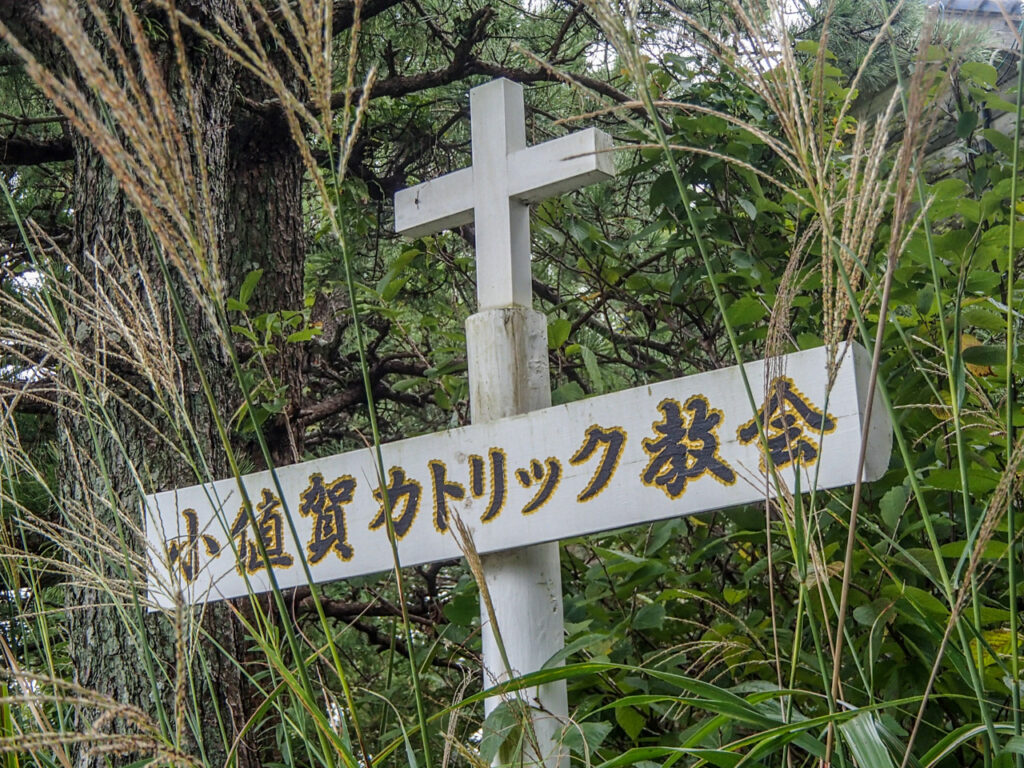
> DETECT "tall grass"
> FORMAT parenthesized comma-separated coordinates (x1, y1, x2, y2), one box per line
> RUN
(0, 0, 429, 765)
(582, 0, 1024, 765)
(0, 0, 1022, 767)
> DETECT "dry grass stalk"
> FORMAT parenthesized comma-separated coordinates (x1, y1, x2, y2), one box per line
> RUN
(450, 513, 547, 764)
(585, 0, 936, 369)
(0, 0, 389, 764)
(0, 1, 226, 319)
(1, 637, 201, 766)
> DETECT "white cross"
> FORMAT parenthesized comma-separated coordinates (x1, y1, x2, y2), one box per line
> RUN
(394, 78, 615, 310)
(395, 78, 615, 768)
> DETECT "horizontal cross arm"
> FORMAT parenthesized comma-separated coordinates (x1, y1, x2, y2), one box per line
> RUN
(394, 166, 474, 238)
(508, 128, 615, 203)
(394, 127, 615, 239)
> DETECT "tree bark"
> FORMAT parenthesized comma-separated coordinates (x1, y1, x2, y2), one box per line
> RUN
(44, 3, 308, 766)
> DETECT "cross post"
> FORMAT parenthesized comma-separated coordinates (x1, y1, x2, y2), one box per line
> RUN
(395, 78, 615, 767)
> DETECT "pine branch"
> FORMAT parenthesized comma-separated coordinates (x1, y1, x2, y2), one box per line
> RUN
(332, 0, 407, 34)
(0, 134, 73, 166)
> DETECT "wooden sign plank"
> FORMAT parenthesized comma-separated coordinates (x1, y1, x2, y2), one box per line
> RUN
(145, 344, 891, 608)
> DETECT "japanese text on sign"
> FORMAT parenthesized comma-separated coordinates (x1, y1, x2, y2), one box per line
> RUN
(147, 345, 890, 607)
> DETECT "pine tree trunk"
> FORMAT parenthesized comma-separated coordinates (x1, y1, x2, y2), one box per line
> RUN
(52, 3, 308, 766)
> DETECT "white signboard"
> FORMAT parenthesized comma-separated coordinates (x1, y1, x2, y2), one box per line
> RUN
(145, 344, 890, 608)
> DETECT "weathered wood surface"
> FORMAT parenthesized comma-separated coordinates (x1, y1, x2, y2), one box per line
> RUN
(465, 306, 566, 764)
(146, 344, 891, 608)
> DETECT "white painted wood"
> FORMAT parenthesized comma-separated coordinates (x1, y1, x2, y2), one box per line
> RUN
(400, 78, 617, 765)
(393, 79, 615, 309)
(470, 79, 532, 310)
(508, 129, 615, 203)
(466, 307, 567, 767)
(477, 545, 566, 767)
(394, 167, 473, 237)
(399, 78, 616, 765)
(394, 129, 615, 239)
(145, 343, 890, 609)
(465, 308, 551, 421)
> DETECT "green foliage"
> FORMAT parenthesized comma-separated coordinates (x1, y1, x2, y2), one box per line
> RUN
(3, 1, 1024, 767)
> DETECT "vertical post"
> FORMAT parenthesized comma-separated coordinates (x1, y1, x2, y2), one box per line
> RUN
(466, 309, 567, 768)
(466, 79, 567, 768)
(470, 76, 533, 310)
(395, 76, 611, 767)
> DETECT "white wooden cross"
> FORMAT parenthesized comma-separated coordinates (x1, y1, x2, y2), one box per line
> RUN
(396, 78, 615, 767)
(395, 78, 614, 308)
(146, 77, 892, 768)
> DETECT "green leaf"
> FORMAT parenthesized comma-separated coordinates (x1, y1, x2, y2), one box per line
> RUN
(231, 324, 258, 343)
(931, 177, 967, 200)
(963, 304, 1007, 332)
(723, 586, 747, 605)
(632, 603, 665, 630)
(442, 583, 479, 626)
(982, 224, 1024, 250)
(286, 327, 321, 343)
(926, 467, 1000, 493)
(552, 382, 586, 405)
(981, 128, 1016, 158)
(939, 540, 1007, 560)
(625, 274, 652, 293)
(239, 268, 263, 306)
(880, 584, 949, 621)
(965, 271, 1002, 294)
(736, 197, 757, 220)
(852, 604, 878, 627)
(962, 343, 1006, 367)
(548, 317, 571, 349)
(434, 385, 452, 411)
(726, 296, 766, 326)
(649, 171, 680, 211)
(226, 297, 247, 312)
(956, 110, 978, 139)
(545, 633, 613, 667)
(580, 344, 604, 394)
(961, 60, 998, 87)
(563, 721, 613, 756)
(645, 519, 685, 555)
(839, 713, 897, 768)
(921, 723, 1010, 765)
(879, 485, 907, 531)
(377, 248, 419, 300)
(478, 703, 519, 764)
(615, 705, 645, 742)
